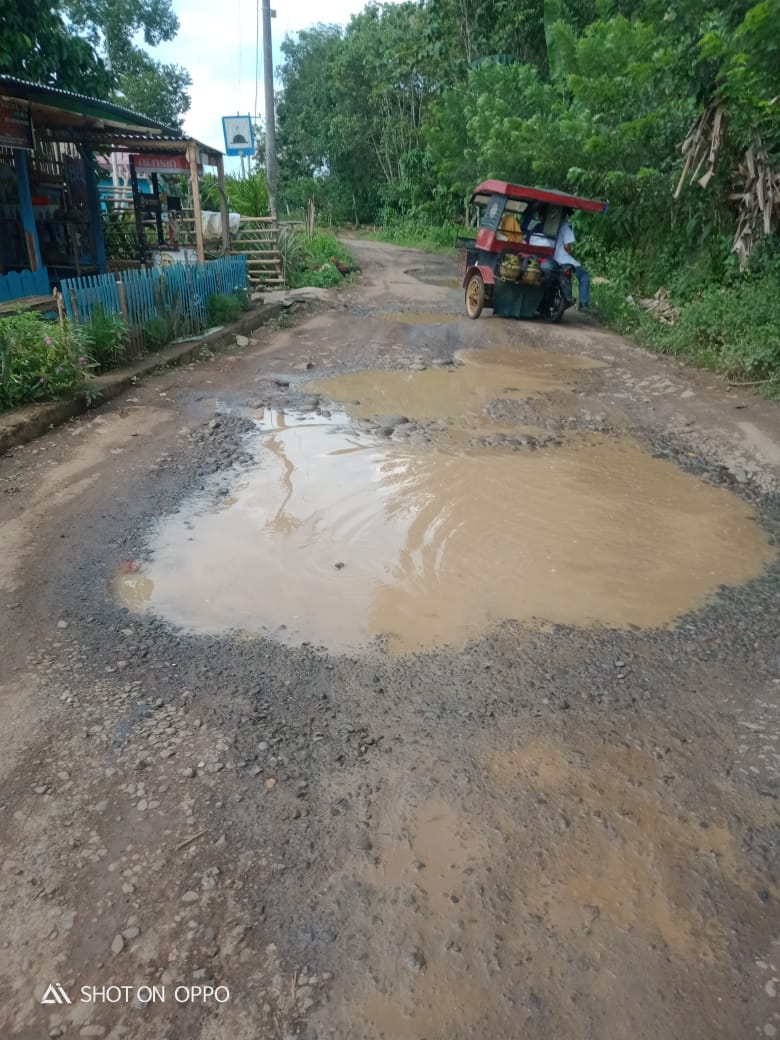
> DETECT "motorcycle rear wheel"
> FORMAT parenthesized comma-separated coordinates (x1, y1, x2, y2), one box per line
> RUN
(540, 288, 566, 323)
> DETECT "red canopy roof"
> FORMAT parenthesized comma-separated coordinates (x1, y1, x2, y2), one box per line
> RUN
(470, 180, 608, 213)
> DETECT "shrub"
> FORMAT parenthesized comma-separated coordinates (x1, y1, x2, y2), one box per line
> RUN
(278, 225, 305, 283)
(0, 312, 89, 410)
(227, 173, 270, 217)
(283, 229, 357, 289)
(590, 248, 780, 393)
(142, 314, 173, 349)
(206, 293, 244, 325)
(82, 306, 129, 370)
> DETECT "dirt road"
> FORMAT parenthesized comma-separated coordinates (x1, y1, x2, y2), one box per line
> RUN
(1, 239, 779, 1040)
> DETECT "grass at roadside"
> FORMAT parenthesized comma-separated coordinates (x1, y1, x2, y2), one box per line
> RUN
(344, 221, 473, 255)
(375, 222, 471, 255)
(0, 286, 252, 413)
(588, 253, 780, 396)
(279, 229, 358, 288)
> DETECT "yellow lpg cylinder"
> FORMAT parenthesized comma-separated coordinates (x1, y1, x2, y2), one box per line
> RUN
(522, 258, 542, 285)
(499, 253, 522, 281)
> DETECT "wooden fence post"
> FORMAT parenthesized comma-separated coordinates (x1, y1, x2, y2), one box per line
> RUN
(187, 142, 206, 264)
(68, 286, 80, 324)
(117, 280, 129, 324)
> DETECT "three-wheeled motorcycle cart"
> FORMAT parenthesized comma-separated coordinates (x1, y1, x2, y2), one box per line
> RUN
(457, 181, 608, 322)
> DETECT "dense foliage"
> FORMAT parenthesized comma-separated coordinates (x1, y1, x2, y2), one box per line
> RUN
(0, 0, 191, 127)
(0, 312, 90, 409)
(196, 172, 271, 218)
(282, 231, 356, 288)
(275, 0, 779, 382)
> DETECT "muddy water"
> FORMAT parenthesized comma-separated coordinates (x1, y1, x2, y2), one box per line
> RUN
(406, 273, 463, 289)
(304, 346, 603, 422)
(113, 347, 774, 650)
(113, 409, 774, 651)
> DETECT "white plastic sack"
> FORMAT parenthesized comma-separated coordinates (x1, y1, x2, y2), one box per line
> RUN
(200, 211, 241, 242)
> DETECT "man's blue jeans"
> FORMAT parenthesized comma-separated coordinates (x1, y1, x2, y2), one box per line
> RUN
(572, 264, 590, 307)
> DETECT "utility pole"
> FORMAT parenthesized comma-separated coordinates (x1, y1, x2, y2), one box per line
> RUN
(261, 0, 277, 219)
(104, 29, 120, 193)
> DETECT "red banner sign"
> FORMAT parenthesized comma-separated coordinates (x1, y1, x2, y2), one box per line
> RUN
(0, 99, 34, 150)
(131, 153, 200, 175)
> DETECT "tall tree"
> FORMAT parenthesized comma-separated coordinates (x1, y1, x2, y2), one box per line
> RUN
(64, 0, 191, 125)
(116, 54, 191, 128)
(0, 0, 114, 95)
(65, 0, 179, 60)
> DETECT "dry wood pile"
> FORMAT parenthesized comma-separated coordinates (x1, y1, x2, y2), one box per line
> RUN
(731, 134, 780, 270)
(675, 102, 780, 270)
(629, 287, 681, 325)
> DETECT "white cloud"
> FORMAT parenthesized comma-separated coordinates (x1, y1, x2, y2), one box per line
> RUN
(151, 0, 381, 172)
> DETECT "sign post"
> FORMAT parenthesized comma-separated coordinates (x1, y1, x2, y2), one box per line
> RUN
(221, 116, 255, 161)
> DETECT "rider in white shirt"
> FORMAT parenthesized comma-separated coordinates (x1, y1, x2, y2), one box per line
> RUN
(554, 216, 591, 312)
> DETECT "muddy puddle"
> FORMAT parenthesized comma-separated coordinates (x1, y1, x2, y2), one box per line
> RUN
(304, 346, 603, 423)
(113, 347, 774, 651)
(406, 271, 463, 290)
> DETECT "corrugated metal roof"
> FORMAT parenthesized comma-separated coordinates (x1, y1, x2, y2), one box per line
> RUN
(0, 74, 181, 135)
(67, 131, 188, 143)
(74, 131, 188, 143)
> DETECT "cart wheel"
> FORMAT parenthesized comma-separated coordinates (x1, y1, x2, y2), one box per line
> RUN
(540, 288, 566, 324)
(465, 272, 485, 319)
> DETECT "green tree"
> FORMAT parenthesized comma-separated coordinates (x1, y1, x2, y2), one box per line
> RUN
(115, 53, 191, 127)
(65, 0, 191, 125)
(0, 0, 114, 95)
(65, 0, 179, 59)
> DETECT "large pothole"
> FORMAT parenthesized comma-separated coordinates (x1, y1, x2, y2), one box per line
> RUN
(112, 347, 775, 653)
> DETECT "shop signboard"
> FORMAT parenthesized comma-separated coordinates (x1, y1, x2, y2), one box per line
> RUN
(130, 153, 200, 176)
(0, 99, 34, 150)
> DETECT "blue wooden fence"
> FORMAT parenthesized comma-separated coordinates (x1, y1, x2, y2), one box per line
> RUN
(0, 267, 51, 304)
(61, 255, 248, 338)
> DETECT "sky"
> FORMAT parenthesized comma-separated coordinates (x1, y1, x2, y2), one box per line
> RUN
(152, 0, 374, 171)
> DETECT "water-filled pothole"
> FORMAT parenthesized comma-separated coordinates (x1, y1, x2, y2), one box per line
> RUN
(113, 347, 774, 652)
(406, 271, 463, 290)
(304, 346, 603, 422)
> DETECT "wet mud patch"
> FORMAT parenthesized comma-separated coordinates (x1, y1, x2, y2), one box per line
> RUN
(375, 312, 464, 325)
(311, 720, 779, 1040)
(484, 391, 617, 435)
